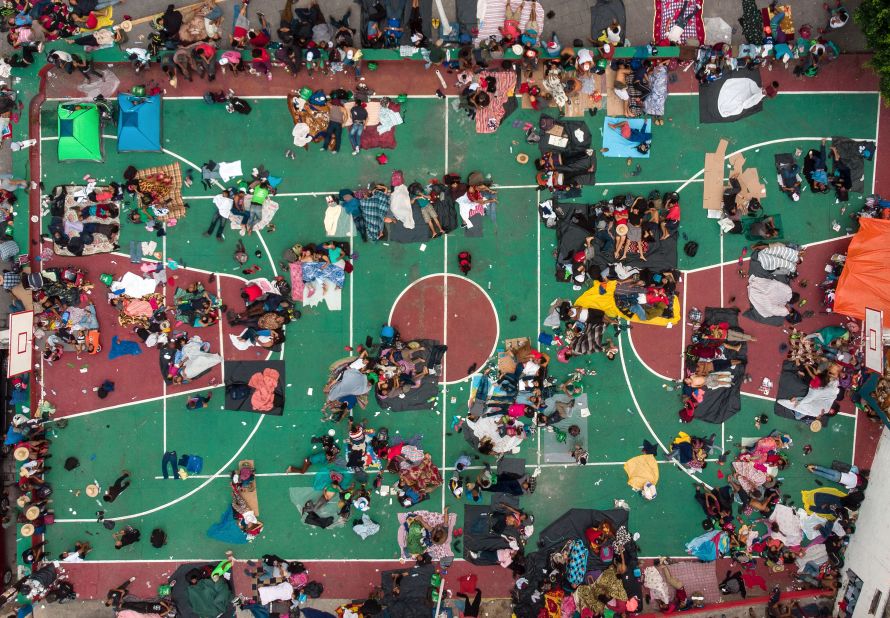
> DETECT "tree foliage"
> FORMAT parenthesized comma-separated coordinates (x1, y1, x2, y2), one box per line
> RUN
(856, 0, 890, 102)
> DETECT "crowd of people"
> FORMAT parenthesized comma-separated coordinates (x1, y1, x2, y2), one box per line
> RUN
(0, 0, 879, 616)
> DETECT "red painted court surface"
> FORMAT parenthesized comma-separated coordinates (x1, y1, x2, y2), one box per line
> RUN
(390, 274, 499, 383)
(40, 245, 271, 417)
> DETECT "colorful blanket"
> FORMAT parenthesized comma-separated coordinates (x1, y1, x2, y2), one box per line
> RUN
(53, 185, 121, 256)
(134, 163, 187, 220)
(476, 70, 517, 134)
(654, 0, 705, 45)
(474, 0, 545, 45)
(397, 511, 457, 561)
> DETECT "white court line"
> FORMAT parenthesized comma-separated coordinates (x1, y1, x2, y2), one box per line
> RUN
(216, 273, 226, 387)
(681, 234, 854, 274)
(873, 95, 882, 195)
(618, 334, 713, 490)
(55, 415, 267, 523)
(60, 554, 709, 564)
(676, 137, 876, 193)
(181, 181, 704, 201)
(851, 411, 858, 463)
(536, 188, 542, 468)
(624, 331, 674, 382)
(719, 230, 724, 303)
(680, 277, 688, 379)
(162, 232, 168, 453)
(441, 95, 449, 511)
(152, 458, 715, 479)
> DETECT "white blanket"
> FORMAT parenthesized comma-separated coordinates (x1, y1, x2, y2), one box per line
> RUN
(777, 380, 840, 419)
(768, 504, 803, 547)
(466, 416, 524, 454)
(389, 185, 415, 229)
(111, 271, 158, 298)
(747, 275, 792, 318)
(180, 337, 223, 380)
(218, 160, 243, 182)
(718, 78, 765, 118)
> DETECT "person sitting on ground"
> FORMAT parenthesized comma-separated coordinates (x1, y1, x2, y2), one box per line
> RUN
(804, 139, 831, 193)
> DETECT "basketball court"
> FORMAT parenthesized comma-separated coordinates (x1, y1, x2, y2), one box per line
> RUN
(15, 56, 885, 592)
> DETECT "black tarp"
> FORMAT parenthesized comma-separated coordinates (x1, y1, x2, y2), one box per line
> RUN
(376, 340, 445, 411)
(553, 201, 678, 278)
(773, 360, 836, 427)
(169, 563, 235, 618)
(463, 495, 523, 564)
(832, 137, 875, 194)
(386, 200, 432, 243)
(455, 0, 479, 39)
(743, 249, 792, 326)
(590, 0, 626, 42)
(380, 564, 436, 618)
(699, 70, 763, 124)
(538, 116, 593, 156)
(692, 307, 746, 424)
(223, 360, 286, 415)
(514, 508, 640, 618)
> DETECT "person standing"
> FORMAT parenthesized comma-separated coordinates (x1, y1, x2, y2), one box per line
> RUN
(349, 102, 368, 155)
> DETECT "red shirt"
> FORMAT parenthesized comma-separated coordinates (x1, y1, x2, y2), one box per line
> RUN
(249, 31, 270, 47)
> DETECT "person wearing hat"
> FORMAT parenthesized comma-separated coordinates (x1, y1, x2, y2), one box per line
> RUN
(21, 540, 46, 565)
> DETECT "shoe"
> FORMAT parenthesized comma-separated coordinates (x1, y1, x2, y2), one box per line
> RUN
(352, 148, 359, 156)
(217, 234, 225, 242)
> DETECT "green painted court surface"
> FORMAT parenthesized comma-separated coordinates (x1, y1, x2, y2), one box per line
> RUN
(39, 92, 877, 561)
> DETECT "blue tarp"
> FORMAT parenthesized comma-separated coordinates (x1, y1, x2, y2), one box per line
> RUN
(206, 507, 248, 545)
(117, 93, 162, 152)
(600, 116, 651, 158)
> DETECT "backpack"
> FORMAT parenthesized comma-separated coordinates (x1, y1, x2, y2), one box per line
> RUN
(226, 382, 251, 400)
(304, 581, 324, 599)
(684, 241, 699, 257)
(150, 528, 167, 548)
(457, 251, 472, 275)
(64, 457, 80, 471)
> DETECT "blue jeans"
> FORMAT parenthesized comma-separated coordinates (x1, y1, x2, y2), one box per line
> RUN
(808, 465, 842, 483)
(162, 451, 178, 480)
(321, 121, 342, 151)
(349, 123, 364, 150)
(206, 212, 226, 237)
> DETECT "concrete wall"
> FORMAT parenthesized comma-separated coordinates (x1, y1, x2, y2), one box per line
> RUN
(837, 427, 890, 618)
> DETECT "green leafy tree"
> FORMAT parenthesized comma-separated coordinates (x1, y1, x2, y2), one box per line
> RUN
(856, 0, 890, 102)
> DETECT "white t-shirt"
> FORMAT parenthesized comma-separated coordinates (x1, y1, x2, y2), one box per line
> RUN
(61, 553, 84, 563)
(838, 471, 858, 489)
(258, 581, 293, 605)
(213, 194, 233, 217)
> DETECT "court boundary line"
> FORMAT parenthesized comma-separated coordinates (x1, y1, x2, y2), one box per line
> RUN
(43, 112, 874, 535)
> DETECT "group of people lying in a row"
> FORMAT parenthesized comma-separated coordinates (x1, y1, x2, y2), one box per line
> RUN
(333, 171, 499, 242)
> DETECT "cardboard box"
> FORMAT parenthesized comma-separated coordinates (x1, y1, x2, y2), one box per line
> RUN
(703, 138, 729, 210)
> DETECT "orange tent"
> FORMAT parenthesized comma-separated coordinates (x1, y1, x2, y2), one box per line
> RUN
(834, 218, 890, 326)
